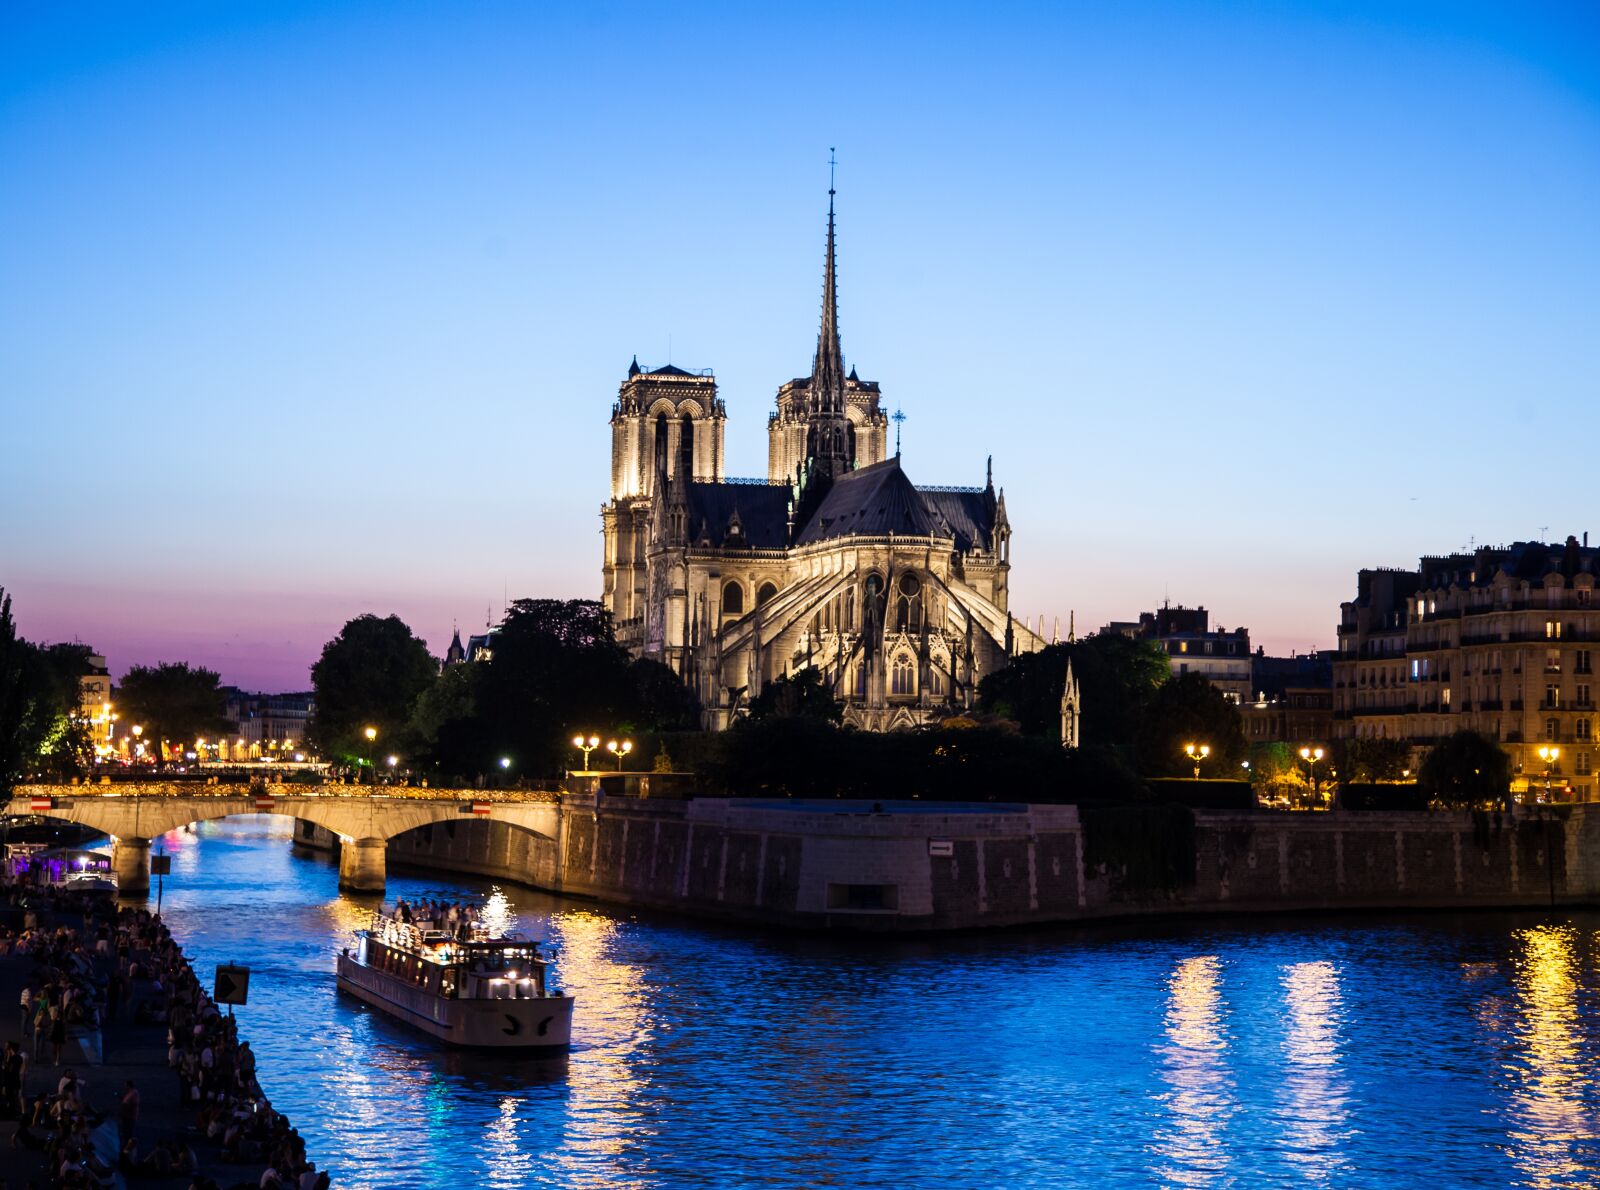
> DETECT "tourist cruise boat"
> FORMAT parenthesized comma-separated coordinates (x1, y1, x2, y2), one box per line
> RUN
(336, 911, 574, 1051)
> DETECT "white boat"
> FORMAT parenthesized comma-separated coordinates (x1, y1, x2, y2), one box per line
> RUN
(335, 911, 574, 1052)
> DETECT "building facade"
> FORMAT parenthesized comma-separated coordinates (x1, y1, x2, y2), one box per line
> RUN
(600, 188, 1042, 730)
(1105, 605, 1252, 703)
(1334, 536, 1600, 801)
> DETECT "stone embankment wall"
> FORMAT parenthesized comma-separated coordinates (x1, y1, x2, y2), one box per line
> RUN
(358, 796, 1600, 931)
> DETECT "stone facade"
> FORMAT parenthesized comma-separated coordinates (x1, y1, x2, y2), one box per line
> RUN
(600, 188, 1043, 730)
(1334, 537, 1600, 800)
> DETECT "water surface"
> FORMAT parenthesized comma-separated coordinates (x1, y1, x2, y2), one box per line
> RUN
(139, 817, 1600, 1188)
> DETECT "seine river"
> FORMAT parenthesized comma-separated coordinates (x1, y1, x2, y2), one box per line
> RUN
(141, 817, 1600, 1189)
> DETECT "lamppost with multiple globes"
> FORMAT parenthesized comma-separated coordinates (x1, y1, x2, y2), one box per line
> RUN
(572, 734, 600, 773)
(608, 739, 633, 771)
(1300, 746, 1325, 804)
(1184, 742, 1210, 779)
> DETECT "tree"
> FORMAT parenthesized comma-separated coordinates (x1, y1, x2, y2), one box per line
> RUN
(309, 615, 437, 764)
(1135, 672, 1247, 777)
(1418, 730, 1511, 811)
(1334, 738, 1412, 783)
(977, 634, 1169, 756)
(116, 662, 228, 762)
(628, 657, 701, 732)
(0, 589, 78, 792)
(473, 599, 638, 777)
(745, 668, 843, 725)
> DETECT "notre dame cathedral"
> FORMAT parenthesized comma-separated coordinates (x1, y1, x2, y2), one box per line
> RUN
(601, 185, 1043, 730)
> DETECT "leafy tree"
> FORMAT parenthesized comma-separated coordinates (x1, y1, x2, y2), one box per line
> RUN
(1246, 740, 1302, 801)
(309, 615, 437, 764)
(978, 633, 1169, 756)
(117, 662, 228, 761)
(0, 590, 78, 791)
(1418, 730, 1511, 811)
(628, 657, 701, 732)
(1334, 738, 1412, 783)
(473, 599, 638, 777)
(1135, 672, 1247, 777)
(32, 645, 98, 778)
(745, 668, 843, 725)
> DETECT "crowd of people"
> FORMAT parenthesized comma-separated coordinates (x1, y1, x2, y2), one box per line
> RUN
(390, 897, 480, 940)
(0, 874, 328, 1189)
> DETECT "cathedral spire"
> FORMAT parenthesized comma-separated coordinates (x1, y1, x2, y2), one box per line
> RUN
(802, 150, 852, 488)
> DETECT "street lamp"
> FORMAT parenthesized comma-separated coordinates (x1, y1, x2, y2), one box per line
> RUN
(572, 734, 600, 772)
(1184, 742, 1210, 779)
(1299, 746, 1325, 804)
(608, 739, 633, 771)
(364, 726, 378, 784)
(1537, 744, 1560, 804)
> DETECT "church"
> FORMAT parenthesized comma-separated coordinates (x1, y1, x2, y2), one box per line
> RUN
(601, 186, 1043, 730)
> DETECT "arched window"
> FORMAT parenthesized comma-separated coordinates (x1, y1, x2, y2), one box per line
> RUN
(757, 582, 779, 608)
(896, 573, 921, 633)
(654, 412, 669, 476)
(679, 413, 695, 479)
(891, 654, 915, 696)
(722, 582, 744, 616)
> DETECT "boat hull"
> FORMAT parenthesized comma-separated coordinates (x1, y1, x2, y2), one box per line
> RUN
(335, 953, 573, 1051)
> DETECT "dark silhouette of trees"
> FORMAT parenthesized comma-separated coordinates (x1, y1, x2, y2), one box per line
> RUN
(118, 662, 228, 761)
(1135, 672, 1247, 777)
(745, 669, 843, 724)
(1418, 730, 1511, 810)
(977, 634, 1168, 756)
(309, 615, 437, 764)
(1333, 738, 1412, 783)
(0, 590, 76, 791)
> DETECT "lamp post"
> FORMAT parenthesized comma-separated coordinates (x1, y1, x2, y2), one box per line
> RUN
(1184, 742, 1210, 779)
(572, 735, 600, 773)
(608, 739, 633, 771)
(386, 755, 398, 785)
(364, 726, 378, 784)
(1537, 744, 1560, 804)
(1299, 746, 1325, 805)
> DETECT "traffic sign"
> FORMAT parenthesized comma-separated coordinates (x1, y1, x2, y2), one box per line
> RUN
(214, 965, 250, 1006)
(149, 855, 171, 876)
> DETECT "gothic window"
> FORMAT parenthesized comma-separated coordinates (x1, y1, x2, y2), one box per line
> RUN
(756, 582, 779, 609)
(654, 412, 669, 476)
(930, 666, 945, 695)
(895, 573, 922, 633)
(722, 582, 744, 616)
(679, 414, 695, 479)
(891, 654, 915, 696)
(854, 664, 866, 697)
(862, 574, 884, 631)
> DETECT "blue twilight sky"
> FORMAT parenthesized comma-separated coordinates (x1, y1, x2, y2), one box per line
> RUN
(2, 1, 1598, 691)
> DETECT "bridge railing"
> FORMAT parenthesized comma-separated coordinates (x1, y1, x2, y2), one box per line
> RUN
(13, 782, 565, 804)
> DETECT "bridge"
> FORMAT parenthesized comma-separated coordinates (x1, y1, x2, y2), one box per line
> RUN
(6, 782, 568, 893)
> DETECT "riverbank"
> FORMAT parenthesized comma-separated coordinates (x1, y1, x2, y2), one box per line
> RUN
(0, 883, 326, 1188)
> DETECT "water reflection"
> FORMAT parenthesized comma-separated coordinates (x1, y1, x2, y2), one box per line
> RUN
(1504, 924, 1595, 1188)
(1277, 961, 1349, 1184)
(1155, 955, 1235, 1186)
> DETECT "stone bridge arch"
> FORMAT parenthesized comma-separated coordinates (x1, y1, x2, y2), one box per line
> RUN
(5, 785, 563, 894)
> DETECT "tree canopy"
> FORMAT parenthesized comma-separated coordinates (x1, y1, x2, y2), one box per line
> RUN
(745, 668, 843, 725)
(1418, 730, 1511, 811)
(0, 590, 86, 790)
(309, 615, 437, 762)
(976, 633, 1169, 755)
(118, 662, 228, 758)
(1135, 672, 1247, 777)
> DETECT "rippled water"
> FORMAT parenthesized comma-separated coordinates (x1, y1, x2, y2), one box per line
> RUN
(135, 817, 1600, 1189)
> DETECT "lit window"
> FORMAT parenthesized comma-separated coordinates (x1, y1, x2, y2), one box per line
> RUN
(891, 655, 915, 696)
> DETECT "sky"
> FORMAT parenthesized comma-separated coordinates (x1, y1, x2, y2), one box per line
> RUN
(2, 1, 1598, 692)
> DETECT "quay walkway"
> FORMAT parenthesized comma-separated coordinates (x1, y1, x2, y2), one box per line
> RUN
(0, 892, 316, 1188)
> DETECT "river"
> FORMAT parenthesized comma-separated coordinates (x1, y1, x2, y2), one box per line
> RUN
(132, 817, 1600, 1189)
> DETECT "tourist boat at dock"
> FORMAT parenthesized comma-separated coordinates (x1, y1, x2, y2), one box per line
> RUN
(335, 910, 574, 1051)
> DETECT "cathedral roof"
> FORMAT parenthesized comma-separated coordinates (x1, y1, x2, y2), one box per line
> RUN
(793, 457, 942, 545)
(684, 482, 791, 550)
(918, 488, 996, 553)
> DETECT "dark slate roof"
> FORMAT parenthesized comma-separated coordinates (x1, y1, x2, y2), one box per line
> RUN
(644, 364, 699, 378)
(794, 458, 940, 546)
(919, 489, 995, 553)
(685, 482, 791, 550)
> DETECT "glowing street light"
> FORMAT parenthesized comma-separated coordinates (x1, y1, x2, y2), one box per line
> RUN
(364, 726, 378, 784)
(572, 734, 600, 772)
(1184, 742, 1210, 779)
(608, 739, 633, 771)
(1537, 744, 1561, 804)
(499, 757, 511, 770)
(1299, 746, 1326, 803)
